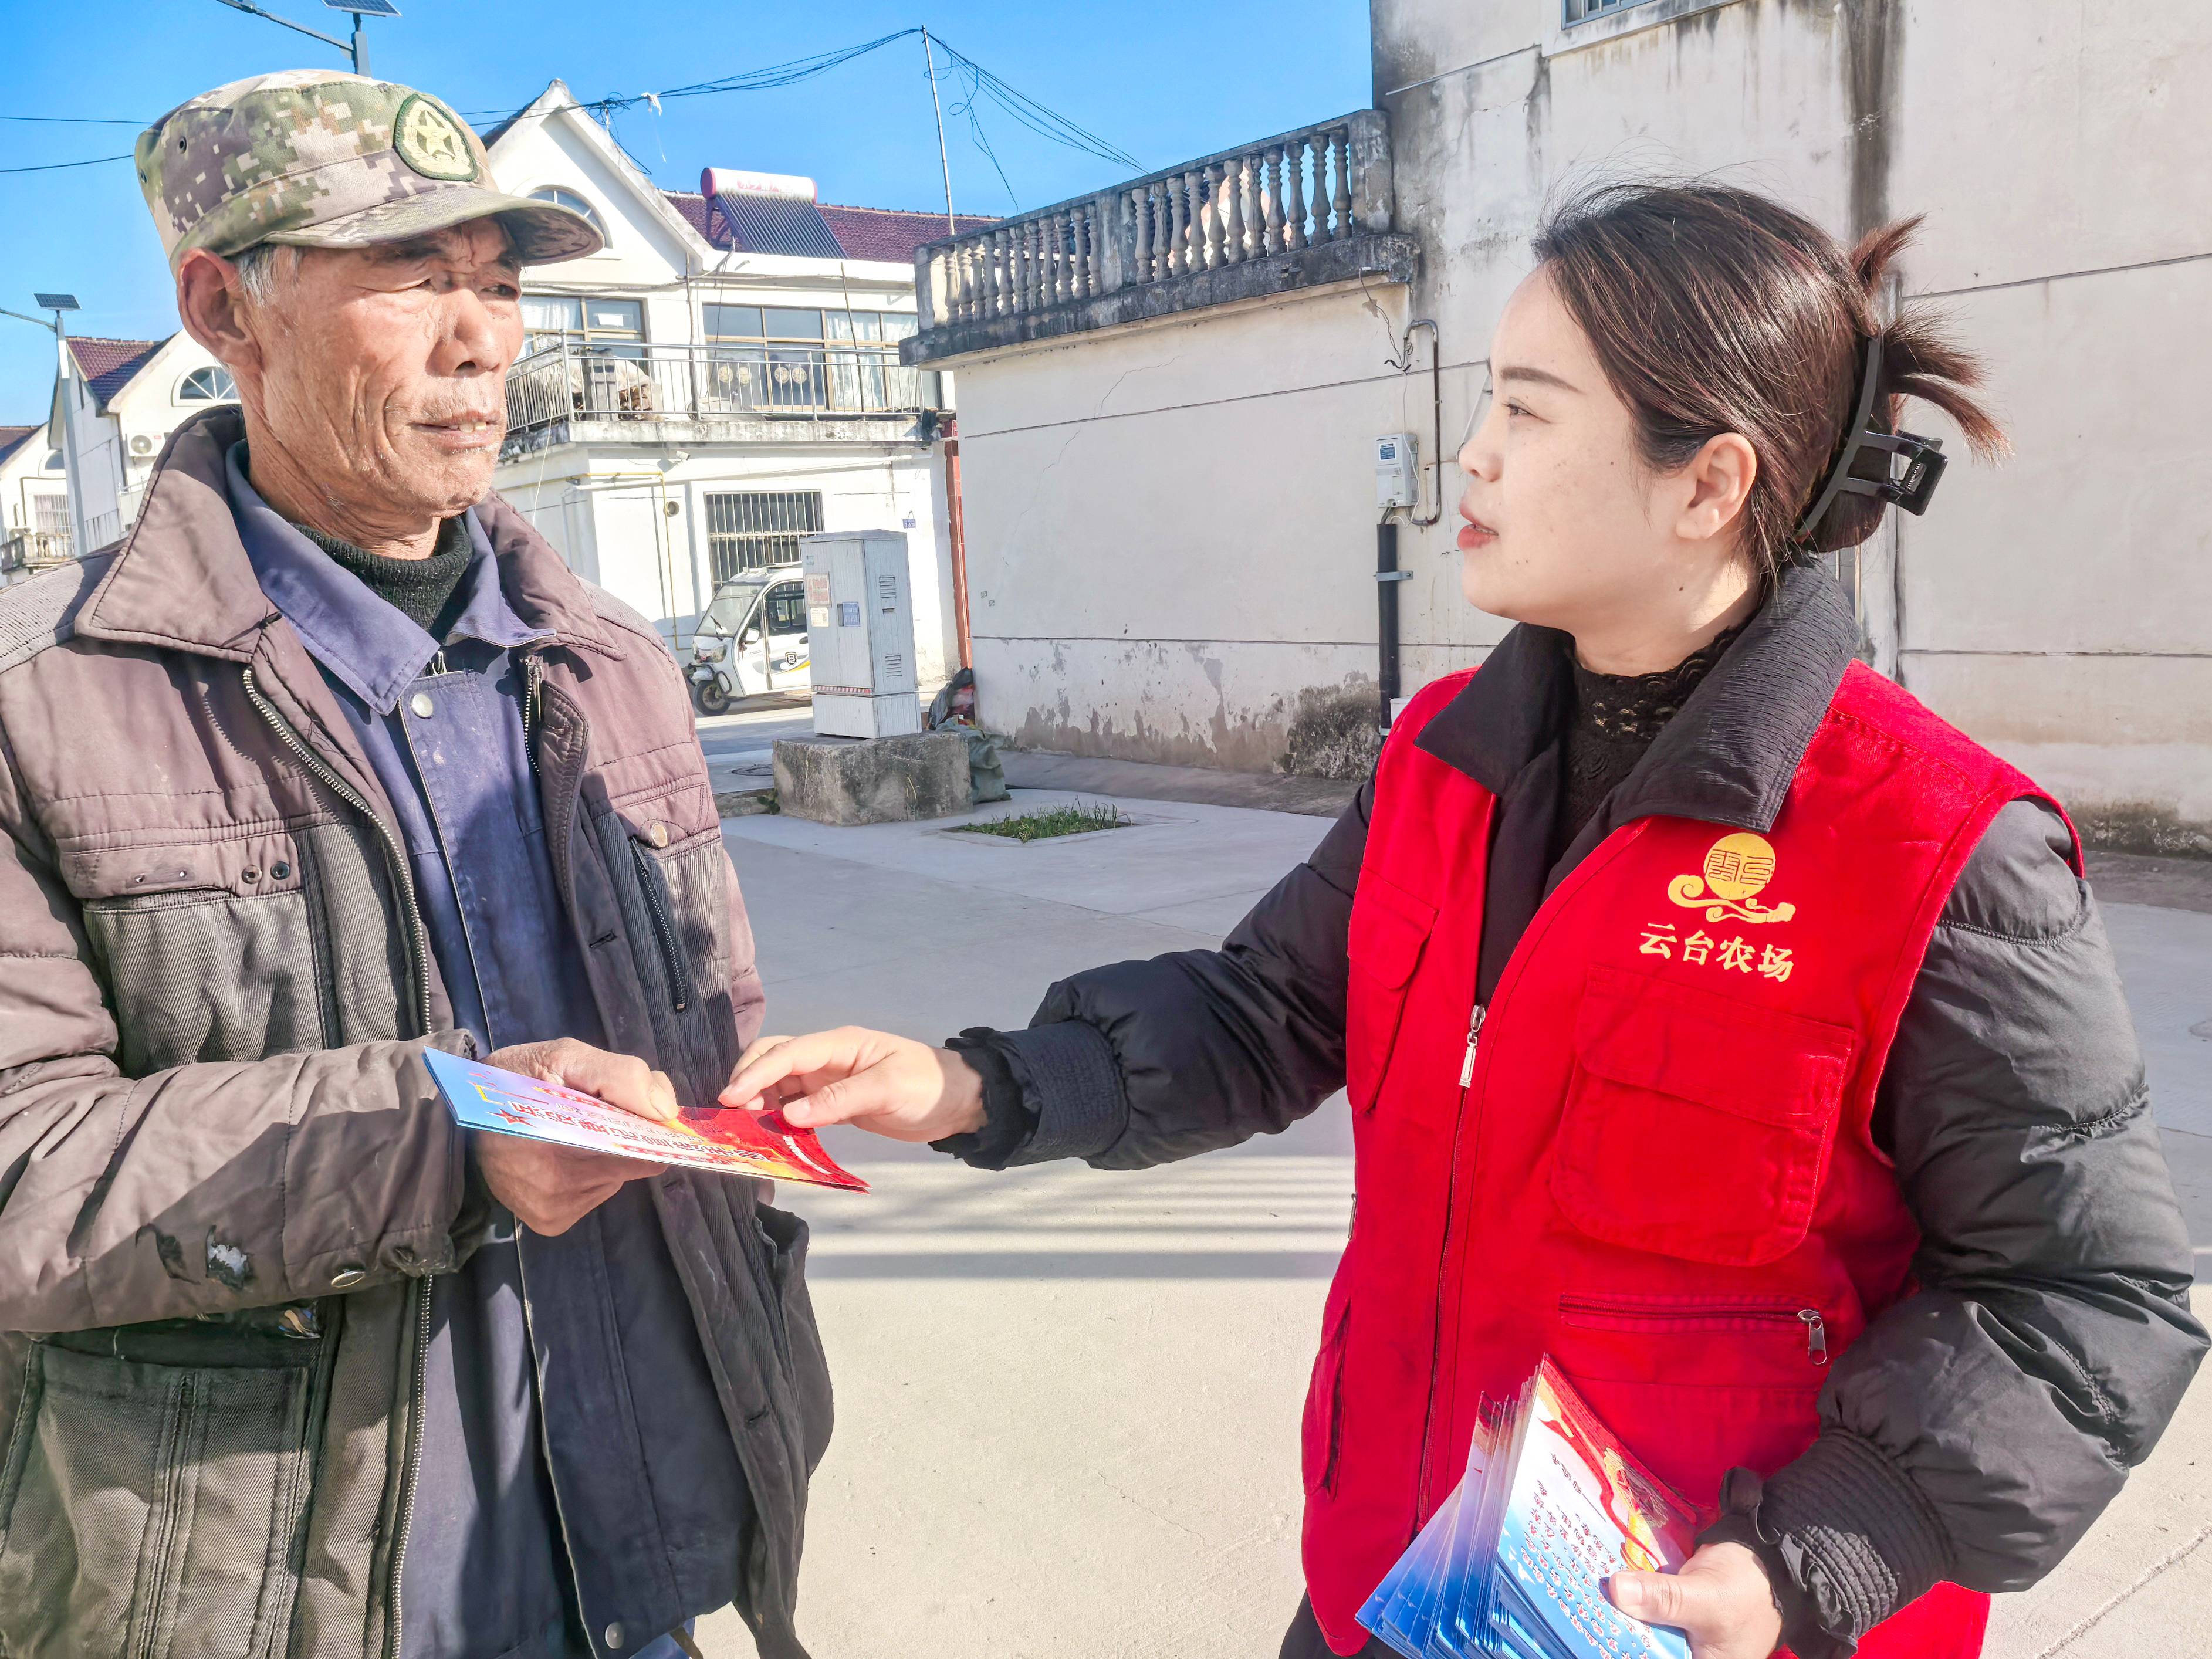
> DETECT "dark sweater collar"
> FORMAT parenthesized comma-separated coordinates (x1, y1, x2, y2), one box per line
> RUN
(1415, 560, 1860, 834)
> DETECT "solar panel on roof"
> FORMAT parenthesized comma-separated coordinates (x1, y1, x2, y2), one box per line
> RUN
(713, 192, 846, 260)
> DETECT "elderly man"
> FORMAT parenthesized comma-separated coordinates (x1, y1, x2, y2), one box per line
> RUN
(0, 73, 825, 1659)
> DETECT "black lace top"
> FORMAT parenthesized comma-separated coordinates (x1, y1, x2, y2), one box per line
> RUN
(1555, 621, 1747, 853)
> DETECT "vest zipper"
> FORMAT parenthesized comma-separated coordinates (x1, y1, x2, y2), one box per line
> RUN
(1411, 820, 1658, 1519)
(1800, 1308, 1829, 1364)
(1457, 1005, 1487, 1088)
(242, 668, 432, 1041)
(1556, 1294, 1831, 1366)
(1416, 995, 1484, 1512)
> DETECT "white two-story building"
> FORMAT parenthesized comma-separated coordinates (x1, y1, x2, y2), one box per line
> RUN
(0, 421, 72, 585)
(39, 331, 234, 560)
(482, 80, 995, 687)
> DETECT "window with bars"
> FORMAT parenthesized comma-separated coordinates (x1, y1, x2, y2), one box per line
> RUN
(705, 490, 823, 578)
(1564, 0, 1650, 21)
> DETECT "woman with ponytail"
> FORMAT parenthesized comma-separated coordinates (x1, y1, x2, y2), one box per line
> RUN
(724, 184, 2205, 1659)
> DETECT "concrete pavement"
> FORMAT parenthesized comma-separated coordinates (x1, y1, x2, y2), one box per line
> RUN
(694, 784, 2212, 1659)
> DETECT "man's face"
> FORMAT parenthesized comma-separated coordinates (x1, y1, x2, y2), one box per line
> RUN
(232, 221, 524, 523)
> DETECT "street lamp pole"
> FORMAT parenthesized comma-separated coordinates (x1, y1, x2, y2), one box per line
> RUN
(209, 1, 398, 76)
(0, 297, 89, 562)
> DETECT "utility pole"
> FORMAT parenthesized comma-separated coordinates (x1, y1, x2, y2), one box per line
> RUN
(210, 1, 398, 76)
(0, 295, 89, 561)
(921, 28, 957, 236)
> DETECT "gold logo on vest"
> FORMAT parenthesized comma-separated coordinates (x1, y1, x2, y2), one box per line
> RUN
(1667, 831, 1797, 924)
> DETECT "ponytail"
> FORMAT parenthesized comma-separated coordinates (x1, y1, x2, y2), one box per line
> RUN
(1533, 185, 2007, 577)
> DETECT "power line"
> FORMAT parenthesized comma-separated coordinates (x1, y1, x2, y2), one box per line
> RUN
(0, 27, 1142, 192)
(0, 153, 134, 175)
(928, 33, 1141, 174)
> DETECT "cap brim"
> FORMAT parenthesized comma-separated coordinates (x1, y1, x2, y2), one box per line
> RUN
(262, 185, 603, 265)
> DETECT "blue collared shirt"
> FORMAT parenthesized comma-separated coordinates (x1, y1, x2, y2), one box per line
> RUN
(226, 449, 746, 1659)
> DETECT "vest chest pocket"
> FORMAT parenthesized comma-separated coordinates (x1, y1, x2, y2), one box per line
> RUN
(1344, 873, 1438, 1113)
(1550, 966, 1858, 1267)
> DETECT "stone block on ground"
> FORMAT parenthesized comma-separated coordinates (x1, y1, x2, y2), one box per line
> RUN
(772, 732, 971, 826)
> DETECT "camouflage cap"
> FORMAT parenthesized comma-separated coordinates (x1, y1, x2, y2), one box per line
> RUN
(137, 70, 603, 272)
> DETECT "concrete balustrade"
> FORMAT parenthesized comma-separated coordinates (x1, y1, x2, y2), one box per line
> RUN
(907, 110, 1415, 365)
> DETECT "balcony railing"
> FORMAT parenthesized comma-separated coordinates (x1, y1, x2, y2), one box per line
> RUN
(908, 109, 1413, 363)
(504, 340, 930, 439)
(1, 529, 74, 574)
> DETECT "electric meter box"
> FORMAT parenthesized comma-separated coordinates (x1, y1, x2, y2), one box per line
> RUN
(1374, 432, 1419, 511)
(800, 530, 923, 740)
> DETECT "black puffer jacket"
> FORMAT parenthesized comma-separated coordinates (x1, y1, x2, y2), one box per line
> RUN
(940, 565, 2204, 1654)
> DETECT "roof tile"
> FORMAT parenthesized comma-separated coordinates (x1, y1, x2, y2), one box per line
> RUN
(66, 337, 168, 411)
(661, 191, 994, 265)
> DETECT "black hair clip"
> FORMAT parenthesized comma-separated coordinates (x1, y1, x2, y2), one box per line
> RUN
(1793, 334, 1949, 544)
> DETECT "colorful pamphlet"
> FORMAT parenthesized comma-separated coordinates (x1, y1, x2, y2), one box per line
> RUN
(1359, 1358, 1699, 1659)
(424, 1048, 870, 1193)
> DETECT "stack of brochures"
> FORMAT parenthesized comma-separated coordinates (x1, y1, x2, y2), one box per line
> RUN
(1360, 1357, 1699, 1659)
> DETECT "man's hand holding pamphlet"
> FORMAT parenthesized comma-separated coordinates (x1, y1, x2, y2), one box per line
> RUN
(425, 1047, 870, 1193)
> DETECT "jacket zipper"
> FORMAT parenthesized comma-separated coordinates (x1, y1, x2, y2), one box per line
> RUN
(631, 842, 694, 1014)
(1557, 1295, 1831, 1365)
(242, 668, 432, 1040)
(384, 1275, 434, 1659)
(520, 651, 544, 779)
(244, 668, 437, 1649)
(130, 1371, 199, 1659)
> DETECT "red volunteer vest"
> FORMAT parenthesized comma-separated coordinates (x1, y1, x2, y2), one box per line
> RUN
(1303, 661, 2065, 1657)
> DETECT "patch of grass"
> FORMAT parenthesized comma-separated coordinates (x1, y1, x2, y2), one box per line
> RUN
(951, 801, 1131, 843)
(714, 789, 779, 818)
(2074, 801, 2212, 860)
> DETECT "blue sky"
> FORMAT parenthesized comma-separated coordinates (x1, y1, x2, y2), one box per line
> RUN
(0, 0, 1371, 420)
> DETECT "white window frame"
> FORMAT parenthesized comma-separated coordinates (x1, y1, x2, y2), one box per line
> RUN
(526, 185, 608, 239)
(1554, 0, 1740, 52)
(174, 365, 237, 406)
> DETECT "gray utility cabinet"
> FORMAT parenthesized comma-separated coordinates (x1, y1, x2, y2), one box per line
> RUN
(800, 530, 922, 739)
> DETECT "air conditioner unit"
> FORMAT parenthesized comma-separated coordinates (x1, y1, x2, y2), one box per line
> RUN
(800, 530, 921, 739)
(128, 434, 158, 459)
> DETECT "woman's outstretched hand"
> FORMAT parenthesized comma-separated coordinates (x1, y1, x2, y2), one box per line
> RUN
(721, 1027, 989, 1143)
(1607, 1542, 1784, 1659)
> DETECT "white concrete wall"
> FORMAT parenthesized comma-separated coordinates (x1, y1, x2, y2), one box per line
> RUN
(943, 0, 2212, 824)
(957, 289, 1464, 768)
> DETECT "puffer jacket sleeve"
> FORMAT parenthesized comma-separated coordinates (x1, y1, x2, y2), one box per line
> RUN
(1740, 799, 2207, 1650)
(937, 782, 1371, 1171)
(0, 733, 475, 1335)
